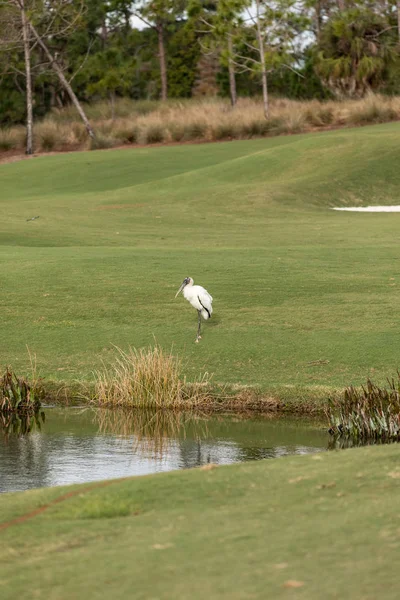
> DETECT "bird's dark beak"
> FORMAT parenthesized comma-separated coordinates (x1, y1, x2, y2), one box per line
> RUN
(175, 282, 185, 298)
(175, 279, 188, 298)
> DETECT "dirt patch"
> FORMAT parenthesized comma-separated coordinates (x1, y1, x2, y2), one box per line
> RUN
(0, 478, 129, 532)
(0, 147, 82, 165)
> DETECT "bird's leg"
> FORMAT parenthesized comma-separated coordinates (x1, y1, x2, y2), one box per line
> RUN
(196, 311, 202, 343)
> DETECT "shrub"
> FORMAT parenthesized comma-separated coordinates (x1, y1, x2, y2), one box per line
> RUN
(2, 94, 400, 157)
(348, 97, 399, 125)
(304, 105, 335, 127)
(91, 345, 211, 408)
(327, 375, 400, 441)
(0, 368, 40, 413)
(265, 117, 287, 135)
(239, 119, 266, 138)
(35, 121, 62, 151)
(0, 128, 22, 151)
(212, 121, 238, 140)
(71, 122, 88, 143)
(281, 112, 306, 134)
(141, 123, 165, 144)
(89, 132, 118, 150)
(113, 122, 139, 144)
(169, 123, 185, 142)
(183, 121, 207, 141)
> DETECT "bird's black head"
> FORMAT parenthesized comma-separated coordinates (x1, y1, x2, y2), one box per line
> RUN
(175, 277, 192, 298)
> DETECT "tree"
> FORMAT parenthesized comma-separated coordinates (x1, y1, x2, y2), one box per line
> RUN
(192, 48, 220, 95)
(0, 0, 95, 150)
(167, 18, 202, 97)
(132, 0, 187, 100)
(190, 0, 238, 105)
(84, 49, 133, 117)
(315, 7, 398, 97)
(26, 12, 95, 137)
(0, 1, 34, 152)
(212, 0, 309, 118)
(303, 0, 338, 41)
(395, 0, 400, 41)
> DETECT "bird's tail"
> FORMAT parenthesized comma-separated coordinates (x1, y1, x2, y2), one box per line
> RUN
(201, 307, 212, 320)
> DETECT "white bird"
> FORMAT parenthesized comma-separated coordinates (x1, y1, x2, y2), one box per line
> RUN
(175, 277, 213, 343)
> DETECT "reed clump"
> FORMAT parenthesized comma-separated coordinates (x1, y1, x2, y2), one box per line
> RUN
(0, 368, 40, 413)
(91, 345, 211, 409)
(2, 94, 400, 157)
(327, 375, 400, 441)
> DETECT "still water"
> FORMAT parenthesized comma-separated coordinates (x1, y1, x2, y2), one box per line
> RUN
(0, 407, 330, 493)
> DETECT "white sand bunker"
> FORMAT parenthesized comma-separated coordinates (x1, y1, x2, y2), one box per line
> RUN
(332, 206, 400, 212)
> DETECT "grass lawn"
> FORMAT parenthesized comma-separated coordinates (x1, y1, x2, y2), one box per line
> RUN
(1, 122, 400, 402)
(1, 444, 400, 599)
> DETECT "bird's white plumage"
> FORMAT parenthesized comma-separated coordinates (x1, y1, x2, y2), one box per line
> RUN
(175, 276, 213, 342)
(183, 284, 213, 320)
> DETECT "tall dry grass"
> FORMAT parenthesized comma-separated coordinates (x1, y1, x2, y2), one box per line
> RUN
(90, 345, 211, 409)
(2, 94, 400, 156)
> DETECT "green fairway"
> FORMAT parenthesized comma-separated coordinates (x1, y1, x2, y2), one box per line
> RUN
(1, 444, 400, 599)
(1, 123, 400, 397)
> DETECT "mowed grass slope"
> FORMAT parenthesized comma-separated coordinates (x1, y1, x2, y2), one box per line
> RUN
(1, 123, 400, 393)
(1, 444, 400, 599)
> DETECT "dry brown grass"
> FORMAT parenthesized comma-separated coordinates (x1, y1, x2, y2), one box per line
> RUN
(2, 94, 400, 156)
(0, 125, 26, 151)
(89, 345, 211, 409)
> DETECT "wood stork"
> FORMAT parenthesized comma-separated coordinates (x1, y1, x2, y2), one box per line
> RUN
(175, 277, 213, 342)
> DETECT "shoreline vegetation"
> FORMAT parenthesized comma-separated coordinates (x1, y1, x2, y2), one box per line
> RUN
(2, 347, 341, 415)
(0, 344, 377, 419)
(40, 379, 338, 414)
(4, 344, 399, 443)
(0, 345, 339, 415)
(1, 94, 400, 159)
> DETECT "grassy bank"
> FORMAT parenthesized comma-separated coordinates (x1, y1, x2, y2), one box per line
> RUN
(1, 94, 400, 155)
(1, 444, 400, 599)
(1, 121, 400, 409)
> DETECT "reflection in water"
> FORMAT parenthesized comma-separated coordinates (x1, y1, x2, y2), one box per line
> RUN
(327, 435, 399, 450)
(0, 409, 45, 438)
(0, 407, 329, 494)
(96, 408, 210, 456)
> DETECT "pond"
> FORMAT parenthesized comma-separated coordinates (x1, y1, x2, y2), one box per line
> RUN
(0, 407, 331, 494)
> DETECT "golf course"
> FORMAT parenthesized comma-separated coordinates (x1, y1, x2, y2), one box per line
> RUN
(2, 121, 400, 598)
(1, 443, 400, 599)
(1, 121, 400, 403)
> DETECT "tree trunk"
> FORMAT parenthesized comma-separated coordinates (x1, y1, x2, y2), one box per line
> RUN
(227, 35, 237, 107)
(27, 20, 95, 138)
(109, 92, 115, 120)
(315, 0, 322, 42)
(20, 0, 33, 154)
(157, 22, 168, 101)
(255, 2, 269, 119)
(101, 21, 108, 47)
(397, 1, 400, 42)
(260, 65, 269, 120)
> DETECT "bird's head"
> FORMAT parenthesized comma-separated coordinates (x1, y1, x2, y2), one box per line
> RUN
(175, 277, 193, 298)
